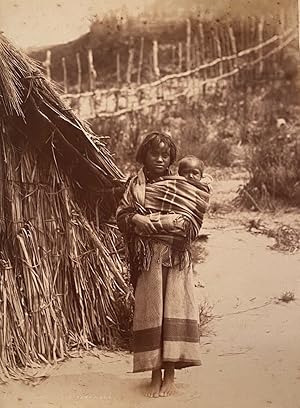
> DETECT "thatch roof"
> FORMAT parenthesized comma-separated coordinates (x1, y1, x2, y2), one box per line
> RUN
(0, 34, 125, 218)
(0, 34, 128, 381)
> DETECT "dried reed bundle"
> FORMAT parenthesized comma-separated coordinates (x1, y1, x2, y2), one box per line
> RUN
(0, 34, 128, 380)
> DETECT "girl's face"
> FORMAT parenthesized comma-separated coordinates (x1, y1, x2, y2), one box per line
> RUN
(144, 141, 171, 177)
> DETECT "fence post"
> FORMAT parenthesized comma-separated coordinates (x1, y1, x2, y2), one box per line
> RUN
(208, 28, 215, 77)
(244, 17, 251, 49)
(198, 21, 207, 79)
(228, 25, 238, 83)
(44, 50, 51, 79)
(153, 40, 160, 78)
(198, 22, 205, 62)
(248, 16, 254, 47)
(61, 57, 68, 93)
(88, 49, 97, 91)
(228, 26, 237, 63)
(126, 39, 135, 84)
(213, 25, 223, 76)
(171, 44, 176, 67)
(116, 52, 121, 85)
(137, 37, 144, 85)
(240, 18, 245, 51)
(76, 53, 82, 93)
(178, 42, 183, 72)
(148, 52, 154, 80)
(258, 17, 265, 75)
(220, 24, 230, 73)
(194, 35, 200, 67)
(186, 18, 192, 70)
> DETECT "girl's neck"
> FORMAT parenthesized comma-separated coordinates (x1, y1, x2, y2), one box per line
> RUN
(143, 167, 169, 182)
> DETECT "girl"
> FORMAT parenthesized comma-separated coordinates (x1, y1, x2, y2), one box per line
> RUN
(116, 132, 206, 398)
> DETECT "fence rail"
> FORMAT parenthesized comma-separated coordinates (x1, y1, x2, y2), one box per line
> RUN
(62, 29, 296, 121)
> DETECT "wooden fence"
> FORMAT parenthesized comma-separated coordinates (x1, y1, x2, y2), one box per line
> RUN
(62, 28, 296, 121)
(41, 12, 294, 90)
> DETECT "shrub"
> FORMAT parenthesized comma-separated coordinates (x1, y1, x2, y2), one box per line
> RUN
(90, 90, 239, 172)
(237, 115, 300, 209)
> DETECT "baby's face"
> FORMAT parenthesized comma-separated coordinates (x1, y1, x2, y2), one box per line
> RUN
(179, 160, 202, 181)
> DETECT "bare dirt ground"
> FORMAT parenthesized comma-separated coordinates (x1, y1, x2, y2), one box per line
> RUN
(1, 170, 300, 408)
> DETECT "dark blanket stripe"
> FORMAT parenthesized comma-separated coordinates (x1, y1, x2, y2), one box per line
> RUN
(133, 326, 162, 353)
(133, 318, 199, 354)
(163, 318, 199, 342)
(163, 360, 202, 369)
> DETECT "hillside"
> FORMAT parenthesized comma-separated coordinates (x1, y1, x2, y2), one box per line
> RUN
(29, 0, 297, 91)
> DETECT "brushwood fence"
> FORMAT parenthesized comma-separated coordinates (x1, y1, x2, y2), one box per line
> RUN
(62, 28, 296, 121)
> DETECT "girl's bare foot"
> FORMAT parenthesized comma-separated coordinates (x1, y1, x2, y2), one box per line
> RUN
(160, 366, 175, 397)
(145, 369, 162, 398)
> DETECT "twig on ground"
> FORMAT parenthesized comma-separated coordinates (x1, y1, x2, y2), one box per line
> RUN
(218, 347, 253, 356)
(216, 300, 273, 318)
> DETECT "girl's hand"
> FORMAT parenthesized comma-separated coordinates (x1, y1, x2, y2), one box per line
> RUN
(132, 214, 157, 235)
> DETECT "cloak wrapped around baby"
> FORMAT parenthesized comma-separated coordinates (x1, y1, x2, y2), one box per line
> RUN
(127, 169, 212, 238)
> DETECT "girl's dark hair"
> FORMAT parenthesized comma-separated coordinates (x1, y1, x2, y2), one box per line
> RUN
(136, 131, 177, 165)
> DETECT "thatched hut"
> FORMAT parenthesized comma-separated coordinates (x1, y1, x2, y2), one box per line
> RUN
(0, 34, 127, 380)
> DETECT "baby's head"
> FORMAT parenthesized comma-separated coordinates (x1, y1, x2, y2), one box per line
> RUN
(178, 155, 204, 181)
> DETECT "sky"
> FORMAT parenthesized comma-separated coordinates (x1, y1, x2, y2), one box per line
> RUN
(1, 0, 297, 49)
(0, 0, 152, 49)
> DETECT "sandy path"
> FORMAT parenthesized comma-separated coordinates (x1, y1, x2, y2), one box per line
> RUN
(1, 225, 300, 408)
(193, 228, 300, 408)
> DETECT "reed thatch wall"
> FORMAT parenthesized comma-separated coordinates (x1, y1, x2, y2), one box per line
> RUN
(0, 34, 127, 380)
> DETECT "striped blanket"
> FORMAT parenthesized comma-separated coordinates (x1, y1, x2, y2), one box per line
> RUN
(132, 241, 202, 372)
(144, 175, 211, 238)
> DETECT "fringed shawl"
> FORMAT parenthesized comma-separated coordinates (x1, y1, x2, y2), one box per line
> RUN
(116, 169, 211, 289)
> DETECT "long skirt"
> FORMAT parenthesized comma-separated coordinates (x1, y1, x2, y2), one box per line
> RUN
(132, 241, 201, 372)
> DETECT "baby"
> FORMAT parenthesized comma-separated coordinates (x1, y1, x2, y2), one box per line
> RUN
(178, 155, 205, 181)
(178, 154, 212, 186)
